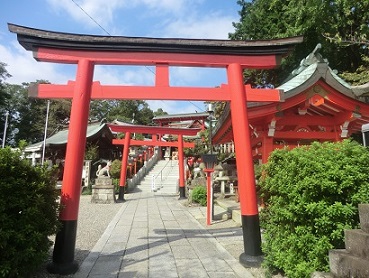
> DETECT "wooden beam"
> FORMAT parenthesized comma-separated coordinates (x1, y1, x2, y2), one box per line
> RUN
(276, 115, 334, 125)
(29, 82, 282, 102)
(112, 139, 195, 148)
(108, 124, 201, 136)
(35, 47, 281, 68)
(273, 131, 339, 140)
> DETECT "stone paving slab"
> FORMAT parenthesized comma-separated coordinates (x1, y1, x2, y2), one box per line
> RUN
(75, 191, 254, 278)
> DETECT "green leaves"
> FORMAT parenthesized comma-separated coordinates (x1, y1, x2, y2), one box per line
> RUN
(191, 186, 207, 206)
(231, 0, 369, 86)
(259, 140, 369, 277)
(0, 148, 60, 277)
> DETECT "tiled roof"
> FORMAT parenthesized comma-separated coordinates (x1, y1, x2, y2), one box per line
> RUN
(278, 44, 358, 99)
(25, 123, 111, 151)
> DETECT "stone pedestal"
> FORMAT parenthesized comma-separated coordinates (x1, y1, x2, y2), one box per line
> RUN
(91, 177, 116, 204)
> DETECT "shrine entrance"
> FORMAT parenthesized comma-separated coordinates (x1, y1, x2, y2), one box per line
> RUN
(108, 123, 201, 200)
(9, 23, 302, 274)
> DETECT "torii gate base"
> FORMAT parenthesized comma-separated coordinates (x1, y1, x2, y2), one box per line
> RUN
(9, 23, 302, 274)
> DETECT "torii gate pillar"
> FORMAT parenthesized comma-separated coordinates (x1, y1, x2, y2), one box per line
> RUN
(47, 59, 94, 274)
(228, 63, 262, 265)
(118, 132, 131, 202)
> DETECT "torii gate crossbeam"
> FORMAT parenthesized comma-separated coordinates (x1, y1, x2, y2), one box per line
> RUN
(8, 23, 302, 274)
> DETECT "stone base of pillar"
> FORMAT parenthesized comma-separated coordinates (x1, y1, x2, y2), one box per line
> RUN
(91, 177, 116, 204)
(239, 253, 263, 268)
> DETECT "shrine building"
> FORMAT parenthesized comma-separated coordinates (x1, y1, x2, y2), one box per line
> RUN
(212, 44, 369, 164)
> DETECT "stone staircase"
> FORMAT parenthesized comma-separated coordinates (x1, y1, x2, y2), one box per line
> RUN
(137, 159, 179, 195)
(329, 204, 369, 277)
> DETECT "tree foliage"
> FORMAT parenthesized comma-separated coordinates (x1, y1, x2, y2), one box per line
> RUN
(153, 108, 168, 117)
(0, 63, 11, 147)
(90, 99, 154, 125)
(1, 79, 158, 147)
(259, 140, 369, 277)
(1, 82, 71, 147)
(0, 62, 11, 107)
(0, 148, 60, 277)
(230, 0, 369, 85)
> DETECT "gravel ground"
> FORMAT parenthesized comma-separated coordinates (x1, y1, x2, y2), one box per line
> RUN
(34, 195, 124, 277)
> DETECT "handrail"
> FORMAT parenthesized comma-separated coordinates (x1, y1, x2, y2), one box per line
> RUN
(151, 159, 175, 191)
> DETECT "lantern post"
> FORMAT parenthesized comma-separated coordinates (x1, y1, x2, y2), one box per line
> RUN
(201, 153, 217, 225)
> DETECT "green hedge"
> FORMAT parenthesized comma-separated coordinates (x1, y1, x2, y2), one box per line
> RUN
(0, 148, 60, 277)
(259, 140, 369, 278)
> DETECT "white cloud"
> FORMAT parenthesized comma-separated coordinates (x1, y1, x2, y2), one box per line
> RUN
(170, 67, 205, 86)
(126, 0, 204, 16)
(46, 0, 125, 29)
(44, 0, 200, 31)
(0, 41, 74, 85)
(160, 12, 237, 39)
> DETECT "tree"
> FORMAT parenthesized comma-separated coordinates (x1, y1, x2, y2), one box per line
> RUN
(230, 0, 369, 85)
(0, 63, 11, 146)
(90, 100, 155, 125)
(108, 100, 154, 125)
(3, 81, 71, 146)
(89, 100, 118, 121)
(153, 108, 168, 117)
(1, 73, 159, 147)
(0, 62, 11, 107)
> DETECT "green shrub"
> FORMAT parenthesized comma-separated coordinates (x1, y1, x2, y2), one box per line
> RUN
(192, 186, 207, 206)
(0, 148, 60, 277)
(110, 159, 121, 179)
(259, 140, 369, 278)
(110, 160, 122, 192)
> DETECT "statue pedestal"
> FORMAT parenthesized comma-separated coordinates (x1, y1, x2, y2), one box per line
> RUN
(91, 177, 116, 204)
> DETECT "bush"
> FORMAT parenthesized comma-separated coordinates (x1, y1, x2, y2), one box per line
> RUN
(0, 148, 60, 277)
(259, 140, 369, 278)
(192, 186, 207, 206)
(110, 159, 121, 179)
(110, 159, 122, 192)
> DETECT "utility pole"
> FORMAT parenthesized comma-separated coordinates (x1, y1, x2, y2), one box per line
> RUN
(2, 111, 9, 148)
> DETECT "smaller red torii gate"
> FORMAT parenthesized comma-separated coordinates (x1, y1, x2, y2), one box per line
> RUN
(108, 124, 200, 200)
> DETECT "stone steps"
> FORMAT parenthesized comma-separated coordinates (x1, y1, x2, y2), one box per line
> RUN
(329, 204, 369, 277)
(136, 160, 179, 194)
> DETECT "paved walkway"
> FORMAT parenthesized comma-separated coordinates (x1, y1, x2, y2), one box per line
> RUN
(74, 190, 254, 278)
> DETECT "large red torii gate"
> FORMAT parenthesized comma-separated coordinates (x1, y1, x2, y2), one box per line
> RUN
(108, 124, 200, 200)
(9, 23, 302, 274)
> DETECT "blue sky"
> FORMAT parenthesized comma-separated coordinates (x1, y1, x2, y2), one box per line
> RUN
(0, 0, 241, 114)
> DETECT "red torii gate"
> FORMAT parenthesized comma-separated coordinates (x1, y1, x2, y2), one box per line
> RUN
(108, 124, 200, 200)
(9, 23, 302, 273)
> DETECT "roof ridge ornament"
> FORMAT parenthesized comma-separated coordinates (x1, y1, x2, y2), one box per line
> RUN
(292, 43, 327, 76)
